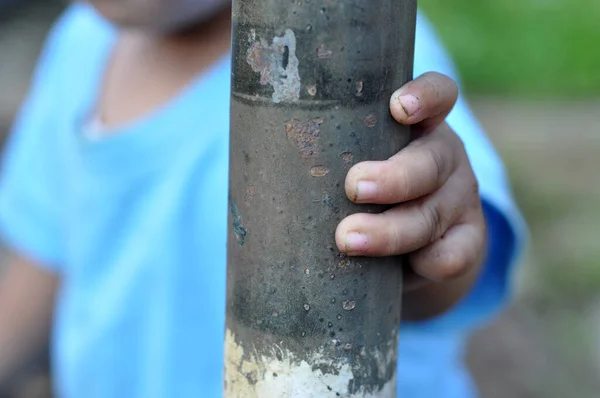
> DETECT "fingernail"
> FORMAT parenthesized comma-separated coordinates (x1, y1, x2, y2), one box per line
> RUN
(398, 94, 420, 117)
(345, 232, 368, 253)
(355, 181, 378, 202)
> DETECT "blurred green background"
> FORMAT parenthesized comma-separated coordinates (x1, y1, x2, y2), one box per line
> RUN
(1, 1, 599, 397)
(422, 0, 600, 97)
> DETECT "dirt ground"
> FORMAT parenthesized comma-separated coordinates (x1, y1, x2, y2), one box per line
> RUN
(1, 3, 599, 398)
(465, 98, 600, 398)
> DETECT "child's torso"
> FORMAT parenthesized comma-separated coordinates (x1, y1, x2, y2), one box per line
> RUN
(47, 8, 230, 396)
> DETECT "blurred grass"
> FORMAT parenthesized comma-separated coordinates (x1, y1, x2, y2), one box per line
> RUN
(420, 0, 600, 97)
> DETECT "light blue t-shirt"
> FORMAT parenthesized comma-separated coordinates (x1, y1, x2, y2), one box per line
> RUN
(0, 4, 526, 398)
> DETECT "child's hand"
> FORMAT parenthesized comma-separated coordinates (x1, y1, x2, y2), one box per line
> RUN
(336, 72, 485, 294)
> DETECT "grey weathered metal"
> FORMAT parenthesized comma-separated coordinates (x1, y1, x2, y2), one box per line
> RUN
(225, 1, 417, 396)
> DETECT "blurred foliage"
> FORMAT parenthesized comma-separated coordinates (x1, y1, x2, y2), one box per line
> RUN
(420, 0, 600, 97)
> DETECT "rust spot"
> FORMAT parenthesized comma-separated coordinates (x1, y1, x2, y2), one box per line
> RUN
(317, 44, 333, 59)
(340, 151, 353, 164)
(246, 40, 280, 85)
(306, 84, 317, 96)
(364, 113, 377, 128)
(310, 166, 330, 177)
(338, 259, 350, 269)
(355, 79, 364, 96)
(244, 185, 256, 205)
(285, 117, 323, 158)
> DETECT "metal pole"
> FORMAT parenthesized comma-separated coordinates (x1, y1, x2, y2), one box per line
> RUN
(225, 1, 417, 397)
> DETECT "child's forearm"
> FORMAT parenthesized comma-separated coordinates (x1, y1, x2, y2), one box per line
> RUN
(401, 259, 482, 322)
(0, 255, 58, 389)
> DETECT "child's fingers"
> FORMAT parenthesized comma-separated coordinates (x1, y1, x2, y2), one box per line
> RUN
(390, 72, 458, 133)
(408, 216, 486, 282)
(345, 124, 460, 205)
(335, 179, 465, 257)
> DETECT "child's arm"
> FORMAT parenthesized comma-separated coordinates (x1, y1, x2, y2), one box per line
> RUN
(336, 14, 526, 329)
(0, 7, 79, 386)
(0, 255, 58, 388)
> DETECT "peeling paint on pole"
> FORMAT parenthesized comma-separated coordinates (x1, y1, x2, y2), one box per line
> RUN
(226, 1, 417, 397)
(225, 329, 398, 397)
(246, 29, 301, 103)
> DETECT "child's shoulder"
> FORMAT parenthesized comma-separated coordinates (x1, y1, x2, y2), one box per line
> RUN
(40, 3, 114, 74)
(51, 3, 111, 38)
(27, 3, 116, 112)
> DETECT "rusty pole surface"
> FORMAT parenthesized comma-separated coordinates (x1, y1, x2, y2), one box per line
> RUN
(225, 1, 417, 397)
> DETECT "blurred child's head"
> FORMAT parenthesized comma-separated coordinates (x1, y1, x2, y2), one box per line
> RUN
(85, 0, 230, 32)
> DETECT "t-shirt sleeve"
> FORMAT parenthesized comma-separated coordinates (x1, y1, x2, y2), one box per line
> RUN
(0, 9, 77, 270)
(401, 13, 528, 334)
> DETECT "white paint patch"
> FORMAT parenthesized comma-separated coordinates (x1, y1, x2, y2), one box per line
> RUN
(224, 329, 397, 398)
(246, 29, 302, 104)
